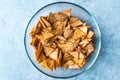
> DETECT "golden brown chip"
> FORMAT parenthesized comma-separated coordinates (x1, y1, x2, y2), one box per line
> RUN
(35, 21, 43, 33)
(62, 18, 68, 28)
(69, 51, 79, 59)
(73, 58, 86, 67)
(52, 29, 63, 36)
(79, 26, 88, 34)
(79, 52, 86, 59)
(72, 28, 86, 39)
(73, 38, 80, 48)
(68, 64, 80, 69)
(56, 50, 63, 67)
(64, 60, 74, 69)
(80, 39, 89, 48)
(48, 12, 57, 24)
(35, 34, 46, 42)
(61, 9, 71, 16)
(71, 20, 83, 27)
(56, 22, 63, 30)
(64, 30, 73, 38)
(46, 58, 56, 70)
(30, 37, 39, 49)
(41, 17, 51, 27)
(41, 60, 51, 70)
(57, 41, 74, 53)
(87, 31, 94, 39)
(64, 24, 71, 30)
(54, 13, 68, 21)
(69, 16, 78, 23)
(85, 42, 94, 56)
(41, 29, 54, 40)
(39, 18, 46, 28)
(35, 43, 42, 61)
(38, 53, 46, 63)
(49, 48, 59, 61)
(29, 26, 36, 37)
(44, 46, 54, 56)
(62, 53, 73, 64)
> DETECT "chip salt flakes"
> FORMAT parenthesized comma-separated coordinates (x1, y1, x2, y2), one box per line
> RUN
(29, 9, 94, 71)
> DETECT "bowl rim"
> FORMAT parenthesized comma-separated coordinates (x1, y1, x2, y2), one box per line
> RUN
(24, 1, 101, 79)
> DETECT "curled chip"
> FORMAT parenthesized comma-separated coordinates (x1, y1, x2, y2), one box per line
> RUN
(29, 9, 94, 71)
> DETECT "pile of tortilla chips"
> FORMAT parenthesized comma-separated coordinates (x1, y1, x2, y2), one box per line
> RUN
(29, 9, 94, 71)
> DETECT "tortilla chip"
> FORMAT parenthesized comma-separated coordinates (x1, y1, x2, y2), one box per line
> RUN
(61, 9, 71, 17)
(68, 64, 79, 69)
(64, 24, 71, 30)
(48, 12, 56, 24)
(71, 20, 83, 27)
(54, 13, 68, 21)
(62, 53, 73, 64)
(41, 60, 51, 70)
(30, 37, 39, 49)
(52, 29, 63, 36)
(79, 26, 88, 34)
(69, 51, 79, 59)
(64, 60, 74, 69)
(41, 17, 51, 27)
(80, 39, 89, 48)
(49, 48, 59, 61)
(85, 42, 94, 56)
(64, 30, 73, 38)
(38, 53, 46, 63)
(69, 16, 78, 23)
(35, 43, 42, 61)
(72, 28, 86, 39)
(56, 50, 63, 67)
(87, 31, 94, 39)
(46, 59, 56, 70)
(44, 46, 54, 56)
(73, 58, 86, 67)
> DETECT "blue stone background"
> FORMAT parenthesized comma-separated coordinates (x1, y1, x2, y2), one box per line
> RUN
(0, 0, 120, 80)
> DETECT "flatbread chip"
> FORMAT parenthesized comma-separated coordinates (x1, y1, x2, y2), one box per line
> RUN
(41, 17, 51, 27)
(85, 43, 94, 56)
(61, 9, 71, 16)
(79, 26, 88, 34)
(46, 59, 56, 70)
(30, 37, 39, 49)
(35, 43, 42, 61)
(80, 39, 89, 48)
(44, 46, 54, 56)
(38, 53, 46, 63)
(56, 50, 63, 67)
(49, 48, 59, 61)
(71, 20, 83, 27)
(68, 64, 79, 69)
(87, 31, 94, 39)
(64, 30, 73, 38)
(73, 58, 86, 67)
(69, 16, 78, 23)
(54, 13, 68, 21)
(41, 60, 51, 70)
(64, 60, 74, 69)
(69, 51, 79, 59)
(72, 28, 86, 39)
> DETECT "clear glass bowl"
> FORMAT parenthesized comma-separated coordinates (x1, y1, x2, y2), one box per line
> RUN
(24, 2, 101, 79)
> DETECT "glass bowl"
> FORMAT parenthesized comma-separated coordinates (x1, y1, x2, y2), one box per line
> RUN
(24, 2, 101, 79)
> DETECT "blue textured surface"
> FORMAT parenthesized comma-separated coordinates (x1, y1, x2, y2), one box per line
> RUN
(0, 0, 120, 80)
